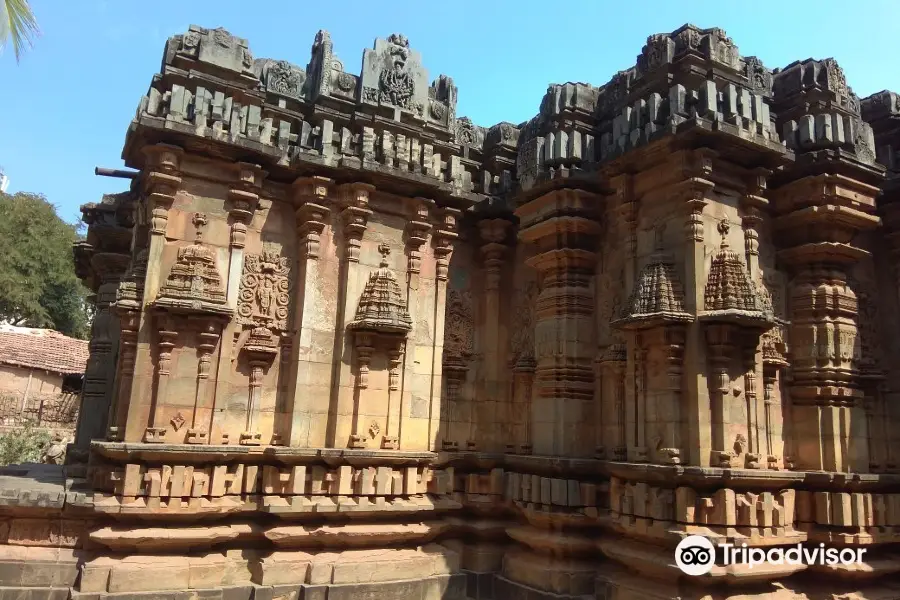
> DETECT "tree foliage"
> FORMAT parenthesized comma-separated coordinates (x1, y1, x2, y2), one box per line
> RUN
(0, 191, 90, 338)
(0, 423, 51, 466)
(0, 0, 39, 62)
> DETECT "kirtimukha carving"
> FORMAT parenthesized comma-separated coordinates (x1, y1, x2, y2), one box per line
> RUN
(28, 22, 900, 600)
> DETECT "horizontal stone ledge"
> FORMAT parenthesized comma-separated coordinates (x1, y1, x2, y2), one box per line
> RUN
(129, 117, 487, 206)
(88, 520, 448, 552)
(438, 452, 900, 491)
(80, 493, 460, 518)
(90, 442, 437, 467)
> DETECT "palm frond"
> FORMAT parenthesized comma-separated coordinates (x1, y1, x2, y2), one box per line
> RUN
(0, 0, 40, 62)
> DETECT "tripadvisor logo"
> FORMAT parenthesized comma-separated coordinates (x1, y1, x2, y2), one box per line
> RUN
(675, 535, 867, 576)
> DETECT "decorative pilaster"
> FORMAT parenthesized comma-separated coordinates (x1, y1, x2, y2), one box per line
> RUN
(226, 163, 264, 249)
(107, 309, 139, 441)
(398, 197, 432, 450)
(772, 175, 880, 472)
(474, 217, 512, 451)
(240, 327, 278, 445)
(144, 322, 177, 443)
(335, 183, 378, 448)
(598, 343, 626, 460)
(121, 144, 182, 442)
(186, 319, 220, 444)
(434, 207, 461, 450)
(676, 162, 716, 467)
(73, 249, 130, 454)
(517, 189, 599, 458)
(285, 176, 333, 447)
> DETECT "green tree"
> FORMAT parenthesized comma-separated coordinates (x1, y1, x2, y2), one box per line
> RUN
(0, 191, 90, 339)
(0, 0, 38, 62)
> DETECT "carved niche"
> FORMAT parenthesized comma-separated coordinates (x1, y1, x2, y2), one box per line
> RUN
(237, 245, 292, 333)
(443, 288, 475, 399)
(231, 243, 292, 446)
(509, 280, 539, 370)
(153, 214, 230, 316)
(346, 244, 412, 449)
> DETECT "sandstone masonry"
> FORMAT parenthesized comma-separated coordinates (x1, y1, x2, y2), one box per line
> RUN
(3, 22, 900, 600)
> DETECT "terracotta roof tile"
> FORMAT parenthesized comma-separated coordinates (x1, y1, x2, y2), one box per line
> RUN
(0, 328, 89, 375)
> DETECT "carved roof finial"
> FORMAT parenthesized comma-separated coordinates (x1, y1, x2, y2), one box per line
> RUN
(378, 242, 391, 267)
(193, 212, 208, 242)
(717, 218, 730, 249)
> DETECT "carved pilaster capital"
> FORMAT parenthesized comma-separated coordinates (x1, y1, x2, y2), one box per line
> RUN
(338, 183, 375, 262)
(672, 177, 714, 243)
(225, 163, 267, 249)
(292, 176, 333, 260)
(433, 206, 462, 281)
(143, 170, 182, 236)
(478, 218, 512, 290)
(231, 162, 268, 190)
(141, 143, 184, 175)
(405, 197, 434, 275)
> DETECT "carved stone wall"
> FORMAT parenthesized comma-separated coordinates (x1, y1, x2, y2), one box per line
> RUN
(33, 22, 900, 600)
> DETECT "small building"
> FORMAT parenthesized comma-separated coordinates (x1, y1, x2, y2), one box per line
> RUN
(0, 325, 88, 426)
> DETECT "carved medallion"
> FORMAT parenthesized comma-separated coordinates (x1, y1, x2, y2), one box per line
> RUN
(237, 246, 292, 332)
(430, 100, 446, 120)
(453, 117, 478, 146)
(335, 71, 356, 93)
(266, 60, 304, 98)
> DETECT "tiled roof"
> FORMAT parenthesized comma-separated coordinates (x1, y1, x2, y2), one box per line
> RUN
(0, 326, 89, 375)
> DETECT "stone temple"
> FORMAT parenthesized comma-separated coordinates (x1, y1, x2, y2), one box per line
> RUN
(2, 22, 900, 600)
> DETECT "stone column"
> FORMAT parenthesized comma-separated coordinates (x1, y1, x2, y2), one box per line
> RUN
(475, 217, 511, 451)
(432, 207, 461, 450)
(284, 176, 333, 447)
(772, 174, 881, 472)
(144, 317, 177, 442)
(598, 344, 626, 460)
(72, 251, 130, 453)
(186, 318, 220, 444)
(398, 197, 432, 450)
(677, 169, 715, 467)
(705, 324, 734, 467)
(107, 308, 139, 441)
(336, 183, 375, 449)
(517, 189, 599, 457)
(123, 144, 182, 443)
(210, 163, 265, 442)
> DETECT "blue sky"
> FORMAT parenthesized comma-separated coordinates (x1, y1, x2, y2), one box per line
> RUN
(1, 0, 897, 225)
